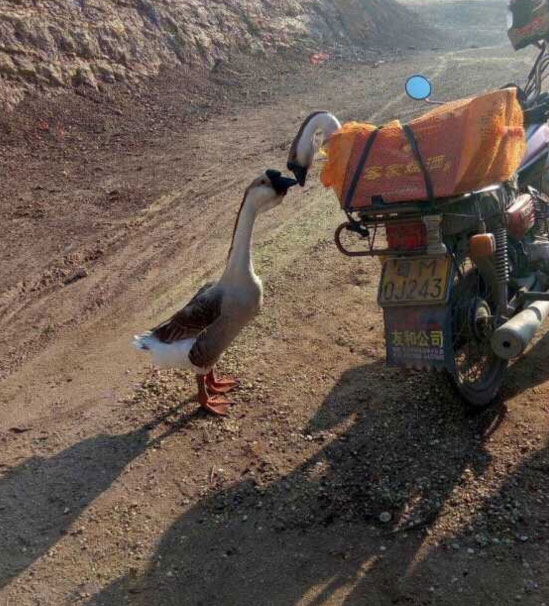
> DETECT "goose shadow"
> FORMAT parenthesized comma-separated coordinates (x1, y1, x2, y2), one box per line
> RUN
(0, 397, 201, 591)
(89, 361, 506, 606)
(0, 427, 150, 591)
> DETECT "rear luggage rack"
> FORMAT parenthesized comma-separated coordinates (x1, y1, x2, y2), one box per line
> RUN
(334, 188, 503, 258)
(335, 214, 430, 258)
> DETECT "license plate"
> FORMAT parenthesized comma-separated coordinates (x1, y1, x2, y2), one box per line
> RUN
(378, 256, 452, 306)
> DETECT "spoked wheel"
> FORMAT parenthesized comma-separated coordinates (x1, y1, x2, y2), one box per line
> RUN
(449, 260, 507, 408)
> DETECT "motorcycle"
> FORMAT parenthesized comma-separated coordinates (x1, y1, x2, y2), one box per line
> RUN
(334, 35, 549, 408)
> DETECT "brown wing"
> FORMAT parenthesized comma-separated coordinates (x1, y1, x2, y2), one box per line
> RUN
(188, 292, 260, 369)
(151, 282, 223, 344)
(188, 313, 242, 370)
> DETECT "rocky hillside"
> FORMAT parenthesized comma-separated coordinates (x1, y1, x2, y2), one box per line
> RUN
(0, 0, 432, 109)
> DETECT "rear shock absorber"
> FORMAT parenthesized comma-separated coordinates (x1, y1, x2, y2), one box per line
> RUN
(534, 195, 549, 239)
(494, 226, 510, 315)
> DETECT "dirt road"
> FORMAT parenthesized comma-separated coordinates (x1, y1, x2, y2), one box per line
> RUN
(2, 10, 549, 606)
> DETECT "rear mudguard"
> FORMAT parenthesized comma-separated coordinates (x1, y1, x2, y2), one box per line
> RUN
(383, 303, 455, 371)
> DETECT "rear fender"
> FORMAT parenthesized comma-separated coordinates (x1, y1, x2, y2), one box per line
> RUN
(383, 304, 454, 372)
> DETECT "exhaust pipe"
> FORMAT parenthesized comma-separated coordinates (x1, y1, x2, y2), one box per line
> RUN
(491, 296, 549, 359)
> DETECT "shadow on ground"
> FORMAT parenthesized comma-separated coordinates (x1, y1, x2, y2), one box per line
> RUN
(87, 352, 546, 606)
(504, 332, 549, 398)
(0, 428, 150, 590)
(0, 396, 207, 593)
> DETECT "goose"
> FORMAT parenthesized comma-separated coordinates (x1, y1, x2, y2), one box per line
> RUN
(287, 111, 341, 187)
(133, 169, 297, 416)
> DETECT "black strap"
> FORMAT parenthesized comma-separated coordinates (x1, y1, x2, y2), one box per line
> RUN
(403, 124, 435, 203)
(344, 127, 380, 210)
(344, 124, 435, 209)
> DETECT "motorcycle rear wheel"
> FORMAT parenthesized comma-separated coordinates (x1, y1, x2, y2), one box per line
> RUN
(449, 263, 507, 408)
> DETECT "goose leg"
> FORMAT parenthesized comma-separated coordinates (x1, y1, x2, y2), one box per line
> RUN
(205, 369, 239, 394)
(196, 374, 231, 416)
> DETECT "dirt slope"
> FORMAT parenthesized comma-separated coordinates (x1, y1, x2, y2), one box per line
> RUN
(0, 0, 432, 109)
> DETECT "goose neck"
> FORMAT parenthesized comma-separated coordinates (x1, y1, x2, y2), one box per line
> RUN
(298, 112, 341, 161)
(223, 198, 257, 278)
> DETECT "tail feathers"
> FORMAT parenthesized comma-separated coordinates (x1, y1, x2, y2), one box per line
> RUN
(133, 332, 154, 352)
(131, 333, 200, 371)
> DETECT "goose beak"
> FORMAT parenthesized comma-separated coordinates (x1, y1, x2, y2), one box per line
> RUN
(286, 162, 308, 187)
(266, 169, 298, 196)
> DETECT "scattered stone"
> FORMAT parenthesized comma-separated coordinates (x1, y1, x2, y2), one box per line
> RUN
(9, 426, 32, 434)
(64, 268, 88, 286)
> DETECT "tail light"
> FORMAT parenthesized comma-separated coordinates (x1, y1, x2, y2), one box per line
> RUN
(385, 221, 427, 251)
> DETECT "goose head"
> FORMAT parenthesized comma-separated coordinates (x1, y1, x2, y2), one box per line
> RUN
(287, 111, 341, 186)
(244, 169, 298, 215)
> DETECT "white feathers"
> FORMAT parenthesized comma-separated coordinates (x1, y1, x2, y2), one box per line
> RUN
(132, 333, 208, 374)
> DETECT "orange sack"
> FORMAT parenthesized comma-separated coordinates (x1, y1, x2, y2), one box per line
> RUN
(320, 88, 526, 209)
